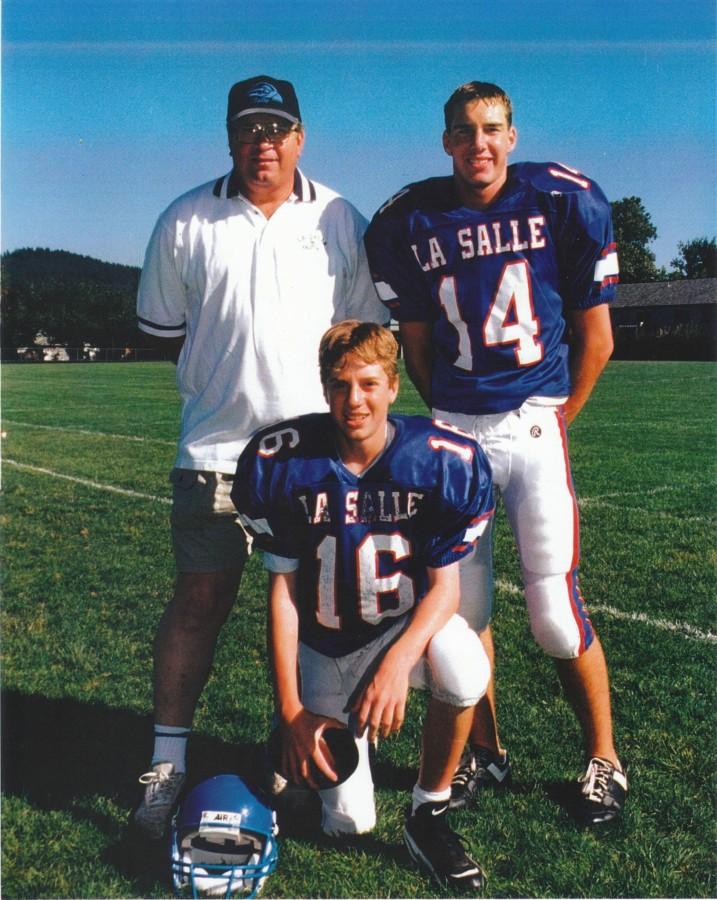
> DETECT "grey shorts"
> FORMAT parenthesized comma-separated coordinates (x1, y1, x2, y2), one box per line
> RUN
(170, 468, 249, 574)
(299, 612, 490, 719)
(298, 619, 409, 724)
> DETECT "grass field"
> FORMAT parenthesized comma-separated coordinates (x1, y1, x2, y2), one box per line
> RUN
(2, 360, 716, 899)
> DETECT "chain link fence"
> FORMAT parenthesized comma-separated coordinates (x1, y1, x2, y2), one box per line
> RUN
(1, 346, 174, 363)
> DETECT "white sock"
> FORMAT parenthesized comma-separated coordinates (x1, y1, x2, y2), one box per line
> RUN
(411, 783, 451, 814)
(151, 724, 190, 773)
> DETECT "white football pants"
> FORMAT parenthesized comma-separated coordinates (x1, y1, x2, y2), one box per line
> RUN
(435, 398, 595, 659)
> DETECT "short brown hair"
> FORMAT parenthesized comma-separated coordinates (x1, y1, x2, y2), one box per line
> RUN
(319, 320, 399, 387)
(444, 81, 513, 130)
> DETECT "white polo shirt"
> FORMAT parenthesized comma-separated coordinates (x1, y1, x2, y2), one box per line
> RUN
(138, 169, 387, 473)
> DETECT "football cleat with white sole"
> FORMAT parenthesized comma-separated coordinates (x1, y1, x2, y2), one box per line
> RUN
(575, 757, 627, 825)
(404, 801, 486, 893)
(133, 761, 185, 839)
(450, 745, 511, 810)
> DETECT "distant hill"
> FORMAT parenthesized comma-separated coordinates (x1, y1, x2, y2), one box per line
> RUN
(2, 247, 140, 292)
(2, 248, 141, 350)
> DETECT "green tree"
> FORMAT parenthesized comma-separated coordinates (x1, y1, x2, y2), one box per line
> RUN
(670, 237, 717, 279)
(1, 248, 140, 349)
(610, 196, 661, 283)
(1, 277, 39, 347)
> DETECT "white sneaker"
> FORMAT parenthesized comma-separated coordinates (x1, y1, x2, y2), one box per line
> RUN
(133, 761, 185, 839)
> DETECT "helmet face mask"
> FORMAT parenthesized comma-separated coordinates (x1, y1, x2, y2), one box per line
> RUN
(171, 776, 278, 898)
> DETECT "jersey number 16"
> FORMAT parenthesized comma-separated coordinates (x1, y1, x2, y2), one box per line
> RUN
(316, 533, 414, 629)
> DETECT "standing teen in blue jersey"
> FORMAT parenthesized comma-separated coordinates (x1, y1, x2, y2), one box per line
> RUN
(364, 81, 626, 826)
(233, 321, 494, 892)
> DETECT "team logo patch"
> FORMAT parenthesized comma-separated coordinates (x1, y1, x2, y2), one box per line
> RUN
(530, 425, 542, 438)
(248, 83, 284, 104)
(298, 231, 326, 250)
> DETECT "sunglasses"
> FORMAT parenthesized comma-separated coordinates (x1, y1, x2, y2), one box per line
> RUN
(231, 122, 299, 145)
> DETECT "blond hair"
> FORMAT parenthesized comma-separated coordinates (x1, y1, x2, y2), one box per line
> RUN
(319, 320, 399, 387)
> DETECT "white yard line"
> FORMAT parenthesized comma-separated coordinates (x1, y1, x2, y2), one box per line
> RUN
(588, 603, 717, 644)
(495, 579, 717, 644)
(581, 485, 679, 501)
(578, 495, 712, 526)
(3, 459, 172, 505)
(2, 420, 176, 446)
(4, 458, 714, 645)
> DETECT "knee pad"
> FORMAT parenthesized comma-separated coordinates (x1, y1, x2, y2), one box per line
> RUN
(425, 615, 491, 706)
(525, 571, 594, 659)
(457, 526, 494, 633)
(319, 736, 376, 836)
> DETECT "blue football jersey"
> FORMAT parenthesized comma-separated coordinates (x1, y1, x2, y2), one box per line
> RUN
(232, 413, 494, 656)
(364, 162, 619, 414)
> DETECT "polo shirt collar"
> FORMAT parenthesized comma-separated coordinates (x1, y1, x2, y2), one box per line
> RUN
(213, 169, 316, 203)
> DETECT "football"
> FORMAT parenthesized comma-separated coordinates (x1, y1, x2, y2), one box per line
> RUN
(269, 725, 359, 790)
(314, 727, 360, 789)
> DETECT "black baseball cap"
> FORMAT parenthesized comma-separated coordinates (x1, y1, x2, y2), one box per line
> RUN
(226, 76, 301, 125)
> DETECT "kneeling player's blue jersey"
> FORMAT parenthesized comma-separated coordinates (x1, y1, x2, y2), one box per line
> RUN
(364, 162, 619, 415)
(232, 413, 494, 656)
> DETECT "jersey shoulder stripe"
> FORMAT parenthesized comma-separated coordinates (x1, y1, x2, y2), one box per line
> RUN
(594, 242, 619, 287)
(512, 161, 602, 196)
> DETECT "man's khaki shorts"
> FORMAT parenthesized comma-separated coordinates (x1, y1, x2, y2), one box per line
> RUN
(170, 468, 249, 574)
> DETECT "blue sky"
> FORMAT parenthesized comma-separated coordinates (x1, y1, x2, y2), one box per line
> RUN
(2, 0, 715, 269)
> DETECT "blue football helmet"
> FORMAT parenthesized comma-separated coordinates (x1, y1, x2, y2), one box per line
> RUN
(171, 775, 278, 898)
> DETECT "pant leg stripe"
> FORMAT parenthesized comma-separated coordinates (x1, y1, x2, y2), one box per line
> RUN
(554, 407, 594, 653)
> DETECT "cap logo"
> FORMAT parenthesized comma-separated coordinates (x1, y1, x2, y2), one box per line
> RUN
(248, 82, 284, 105)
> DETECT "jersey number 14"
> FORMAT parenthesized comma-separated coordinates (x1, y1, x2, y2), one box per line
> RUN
(439, 260, 543, 368)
